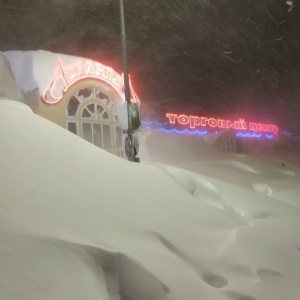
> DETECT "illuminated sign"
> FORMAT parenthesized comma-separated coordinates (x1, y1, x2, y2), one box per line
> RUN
(141, 120, 276, 139)
(43, 58, 139, 104)
(166, 113, 278, 135)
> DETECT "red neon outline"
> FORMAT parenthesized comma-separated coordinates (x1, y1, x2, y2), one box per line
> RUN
(178, 114, 189, 125)
(43, 57, 140, 104)
(208, 118, 218, 127)
(166, 113, 177, 124)
(201, 117, 208, 126)
(189, 116, 201, 128)
(165, 113, 279, 134)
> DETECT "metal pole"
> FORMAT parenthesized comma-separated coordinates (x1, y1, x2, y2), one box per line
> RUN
(120, 0, 131, 134)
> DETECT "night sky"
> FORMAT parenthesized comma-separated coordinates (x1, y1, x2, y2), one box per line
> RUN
(0, 0, 299, 131)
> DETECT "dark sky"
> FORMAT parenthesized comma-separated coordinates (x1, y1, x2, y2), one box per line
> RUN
(0, 0, 299, 131)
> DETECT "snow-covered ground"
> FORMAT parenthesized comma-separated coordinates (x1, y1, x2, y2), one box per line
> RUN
(1, 100, 300, 300)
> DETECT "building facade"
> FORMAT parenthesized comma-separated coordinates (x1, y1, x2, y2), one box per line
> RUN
(1, 51, 140, 158)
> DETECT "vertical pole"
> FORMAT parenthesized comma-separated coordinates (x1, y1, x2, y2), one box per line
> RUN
(120, 0, 131, 135)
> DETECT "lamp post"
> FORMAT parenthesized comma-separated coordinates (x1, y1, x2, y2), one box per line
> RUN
(120, 0, 140, 162)
(120, 0, 131, 119)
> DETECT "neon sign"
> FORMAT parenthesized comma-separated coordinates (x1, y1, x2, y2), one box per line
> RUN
(166, 113, 278, 135)
(158, 128, 208, 135)
(43, 58, 139, 104)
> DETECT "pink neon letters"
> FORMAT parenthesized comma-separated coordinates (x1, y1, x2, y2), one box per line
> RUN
(166, 113, 278, 134)
(43, 57, 139, 104)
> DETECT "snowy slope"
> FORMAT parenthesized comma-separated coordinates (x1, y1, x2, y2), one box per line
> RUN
(1, 100, 300, 300)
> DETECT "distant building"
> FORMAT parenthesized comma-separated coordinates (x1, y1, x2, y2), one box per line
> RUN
(204, 129, 237, 153)
(1, 50, 140, 158)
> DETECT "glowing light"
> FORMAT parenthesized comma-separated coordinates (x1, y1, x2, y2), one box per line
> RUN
(236, 132, 262, 138)
(178, 114, 189, 125)
(158, 128, 208, 135)
(142, 118, 278, 139)
(166, 113, 177, 124)
(166, 113, 278, 135)
(128, 75, 140, 103)
(43, 58, 140, 104)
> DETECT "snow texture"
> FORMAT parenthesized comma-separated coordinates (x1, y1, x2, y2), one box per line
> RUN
(1, 100, 300, 300)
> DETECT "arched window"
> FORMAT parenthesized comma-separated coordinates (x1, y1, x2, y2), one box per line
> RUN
(66, 84, 124, 157)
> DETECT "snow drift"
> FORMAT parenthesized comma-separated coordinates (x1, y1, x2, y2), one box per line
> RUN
(1, 100, 300, 300)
